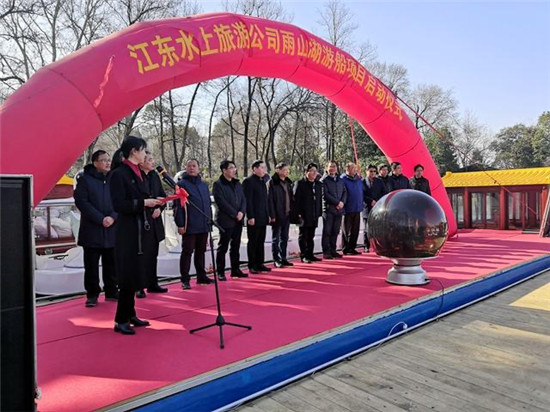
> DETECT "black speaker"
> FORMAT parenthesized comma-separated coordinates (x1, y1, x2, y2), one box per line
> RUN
(1, 175, 37, 411)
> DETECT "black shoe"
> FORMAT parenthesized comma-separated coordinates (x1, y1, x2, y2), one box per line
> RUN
(231, 269, 248, 278)
(217, 274, 227, 281)
(114, 322, 135, 335)
(343, 249, 355, 255)
(323, 254, 334, 260)
(249, 267, 260, 274)
(197, 277, 213, 285)
(85, 296, 98, 307)
(147, 285, 168, 293)
(136, 290, 146, 299)
(332, 252, 343, 258)
(105, 291, 119, 301)
(182, 282, 191, 290)
(310, 256, 322, 262)
(129, 316, 150, 327)
(282, 260, 294, 267)
(301, 257, 312, 264)
(351, 250, 361, 255)
(274, 261, 284, 268)
(258, 265, 272, 273)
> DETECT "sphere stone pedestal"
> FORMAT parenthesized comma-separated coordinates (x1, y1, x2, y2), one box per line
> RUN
(367, 189, 448, 286)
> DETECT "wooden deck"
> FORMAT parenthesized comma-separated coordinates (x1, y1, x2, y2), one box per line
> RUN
(238, 270, 550, 412)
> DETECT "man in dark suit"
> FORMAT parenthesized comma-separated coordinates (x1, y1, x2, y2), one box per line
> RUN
(293, 163, 323, 263)
(363, 164, 388, 252)
(268, 162, 294, 268)
(242, 160, 271, 274)
(212, 160, 247, 281)
(320, 161, 347, 259)
(409, 164, 431, 195)
(390, 161, 411, 190)
(74, 150, 118, 308)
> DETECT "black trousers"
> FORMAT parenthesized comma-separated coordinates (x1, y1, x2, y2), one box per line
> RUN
(180, 232, 208, 283)
(114, 288, 136, 323)
(363, 217, 370, 249)
(342, 212, 361, 252)
(145, 240, 161, 289)
(322, 213, 342, 254)
(272, 218, 290, 262)
(83, 247, 118, 298)
(247, 225, 266, 269)
(216, 224, 243, 274)
(298, 226, 316, 259)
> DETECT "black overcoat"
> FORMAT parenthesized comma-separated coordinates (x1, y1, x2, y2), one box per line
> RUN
(410, 176, 431, 196)
(363, 177, 388, 218)
(109, 163, 154, 291)
(74, 164, 117, 248)
(145, 171, 167, 242)
(268, 173, 294, 225)
(242, 174, 270, 226)
(293, 178, 322, 227)
(212, 175, 247, 229)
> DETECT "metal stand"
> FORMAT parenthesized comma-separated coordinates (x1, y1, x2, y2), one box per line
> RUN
(386, 258, 431, 285)
(186, 199, 251, 348)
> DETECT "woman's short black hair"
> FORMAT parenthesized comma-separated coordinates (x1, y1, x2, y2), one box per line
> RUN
(367, 164, 377, 171)
(391, 161, 401, 169)
(251, 160, 264, 170)
(378, 164, 389, 171)
(91, 150, 107, 163)
(120, 136, 147, 159)
(305, 162, 318, 172)
(414, 164, 424, 171)
(220, 160, 235, 171)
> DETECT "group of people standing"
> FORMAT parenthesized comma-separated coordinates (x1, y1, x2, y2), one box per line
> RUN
(74, 134, 431, 336)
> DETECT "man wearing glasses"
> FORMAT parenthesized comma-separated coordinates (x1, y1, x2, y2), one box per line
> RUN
(74, 150, 119, 307)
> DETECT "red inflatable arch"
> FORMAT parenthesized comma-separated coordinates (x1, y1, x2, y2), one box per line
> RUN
(0, 12, 457, 236)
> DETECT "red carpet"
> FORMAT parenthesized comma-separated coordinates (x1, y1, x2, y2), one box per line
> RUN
(35, 230, 549, 411)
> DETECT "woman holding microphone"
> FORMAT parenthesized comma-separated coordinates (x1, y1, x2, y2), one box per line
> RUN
(109, 136, 163, 335)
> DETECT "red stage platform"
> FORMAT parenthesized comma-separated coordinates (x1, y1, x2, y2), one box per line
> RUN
(35, 230, 549, 411)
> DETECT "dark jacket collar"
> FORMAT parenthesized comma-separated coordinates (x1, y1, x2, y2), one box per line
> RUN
(271, 172, 292, 185)
(219, 175, 240, 185)
(181, 172, 202, 184)
(84, 164, 108, 181)
(411, 176, 427, 182)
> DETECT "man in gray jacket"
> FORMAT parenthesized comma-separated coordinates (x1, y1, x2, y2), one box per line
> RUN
(320, 161, 347, 259)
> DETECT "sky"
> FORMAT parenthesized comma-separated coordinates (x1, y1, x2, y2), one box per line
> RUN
(198, 0, 550, 134)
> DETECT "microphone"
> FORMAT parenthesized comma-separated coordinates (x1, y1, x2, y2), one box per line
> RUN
(156, 166, 178, 189)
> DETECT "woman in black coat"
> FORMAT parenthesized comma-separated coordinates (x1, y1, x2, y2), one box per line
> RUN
(109, 137, 162, 335)
(135, 151, 168, 298)
(293, 163, 323, 263)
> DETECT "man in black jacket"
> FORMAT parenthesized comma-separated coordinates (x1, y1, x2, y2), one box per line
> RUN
(213, 160, 247, 281)
(268, 163, 294, 268)
(74, 150, 118, 307)
(320, 161, 347, 259)
(363, 164, 388, 251)
(293, 163, 323, 263)
(390, 162, 411, 191)
(242, 160, 271, 274)
(409, 164, 431, 195)
(378, 164, 393, 193)
(135, 151, 168, 298)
